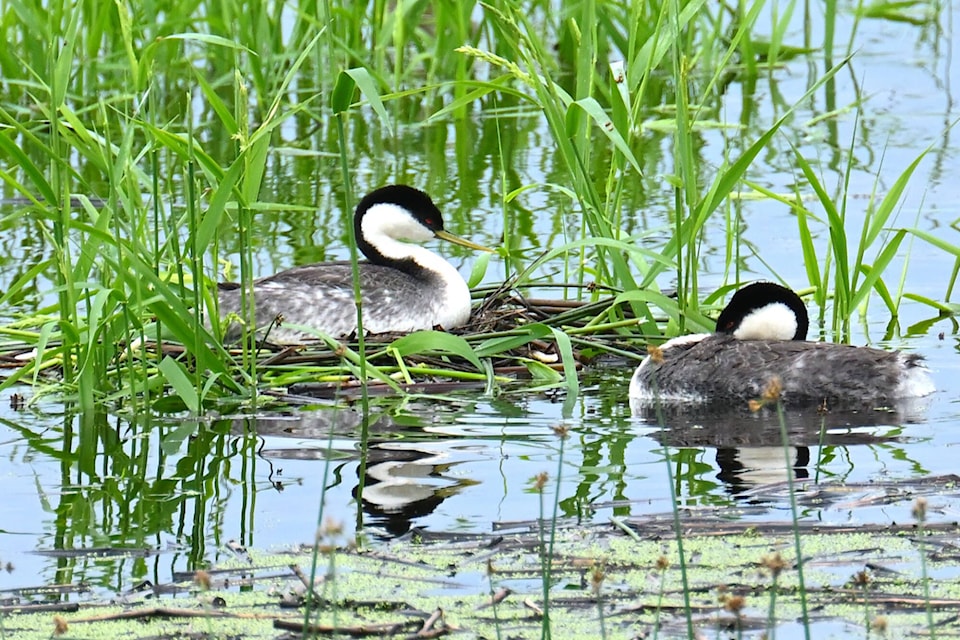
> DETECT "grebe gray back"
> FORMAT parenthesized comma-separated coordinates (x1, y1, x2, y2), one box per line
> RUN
(629, 282, 935, 408)
(217, 185, 493, 343)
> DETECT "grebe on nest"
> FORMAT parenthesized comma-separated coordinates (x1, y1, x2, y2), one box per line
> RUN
(629, 282, 935, 408)
(218, 185, 493, 343)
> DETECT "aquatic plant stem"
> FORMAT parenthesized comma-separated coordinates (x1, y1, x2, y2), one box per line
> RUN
(536, 473, 552, 639)
(775, 400, 811, 640)
(486, 561, 505, 640)
(304, 424, 337, 632)
(544, 429, 567, 638)
(333, 90, 372, 538)
(185, 97, 205, 412)
(766, 572, 779, 638)
(650, 365, 695, 639)
(335, 112, 366, 393)
(914, 498, 936, 638)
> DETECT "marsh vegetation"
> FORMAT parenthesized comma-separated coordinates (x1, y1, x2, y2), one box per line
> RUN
(1, 0, 959, 638)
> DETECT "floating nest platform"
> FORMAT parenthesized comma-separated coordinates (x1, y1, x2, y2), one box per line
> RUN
(0, 288, 655, 401)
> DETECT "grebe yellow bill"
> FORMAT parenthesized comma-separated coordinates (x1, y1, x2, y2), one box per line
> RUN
(217, 185, 495, 344)
(629, 282, 935, 408)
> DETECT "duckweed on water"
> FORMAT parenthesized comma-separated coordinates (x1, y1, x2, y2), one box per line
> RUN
(5, 513, 960, 639)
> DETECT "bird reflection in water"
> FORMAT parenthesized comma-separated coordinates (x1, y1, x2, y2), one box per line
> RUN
(236, 409, 475, 538)
(633, 397, 930, 500)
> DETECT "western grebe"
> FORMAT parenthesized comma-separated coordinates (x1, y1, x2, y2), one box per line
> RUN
(629, 282, 935, 408)
(217, 185, 493, 343)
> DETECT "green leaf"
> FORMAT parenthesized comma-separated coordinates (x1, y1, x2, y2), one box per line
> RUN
(161, 33, 258, 55)
(0, 132, 56, 203)
(570, 97, 643, 176)
(158, 356, 200, 414)
(161, 421, 201, 455)
(849, 229, 906, 311)
(194, 156, 245, 255)
(345, 67, 390, 126)
(474, 324, 553, 357)
(331, 72, 357, 114)
(522, 359, 562, 383)
(907, 228, 960, 258)
(903, 292, 959, 313)
(549, 327, 579, 404)
(194, 70, 238, 135)
(389, 330, 483, 371)
(467, 251, 491, 288)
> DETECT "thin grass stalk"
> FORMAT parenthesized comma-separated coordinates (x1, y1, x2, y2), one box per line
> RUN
(670, 0, 697, 332)
(50, 9, 80, 396)
(766, 565, 780, 638)
(487, 5, 637, 296)
(773, 398, 811, 640)
(303, 418, 336, 632)
(913, 498, 936, 638)
(184, 96, 205, 411)
(648, 362, 696, 639)
(857, 569, 871, 635)
(651, 555, 668, 640)
(536, 470, 552, 640)
(492, 100, 513, 279)
(149, 83, 165, 365)
(572, 0, 597, 209)
(331, 78, 373, 538)
(593, 564, 607, 640)
(235, 73, 259, 401)
(486, 560, 505, 640)
(106, 101, 144, 414)
(334, 111, 365, 392)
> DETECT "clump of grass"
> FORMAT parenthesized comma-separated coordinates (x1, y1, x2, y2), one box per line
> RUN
(786, 124, 944, 337)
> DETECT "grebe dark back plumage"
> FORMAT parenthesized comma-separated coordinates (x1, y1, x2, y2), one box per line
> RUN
(629, 282, 935, 408)
(217, 185, 493, 344)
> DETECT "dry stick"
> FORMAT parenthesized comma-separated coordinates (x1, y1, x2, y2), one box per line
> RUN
(258, 345, 303, 366)
(68, 607, 274, 623)
(523, 598, 544, 618)
(0, 602, 79, 615)
(476, 587, 512, 610)
(290, 563, 323, 602)
(419, 607, 443, 633)
(411, 627, 451, 639)
(273, 618, 421, 635)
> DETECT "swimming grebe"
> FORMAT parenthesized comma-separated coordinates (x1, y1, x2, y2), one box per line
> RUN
(217, 185, 493, 343)
(629, 282, 935, 407)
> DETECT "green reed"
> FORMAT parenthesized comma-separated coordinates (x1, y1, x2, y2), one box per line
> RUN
(0, 0, 957, 414)
(772, 395, 812, 640)
(788, 123, 945, 338)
